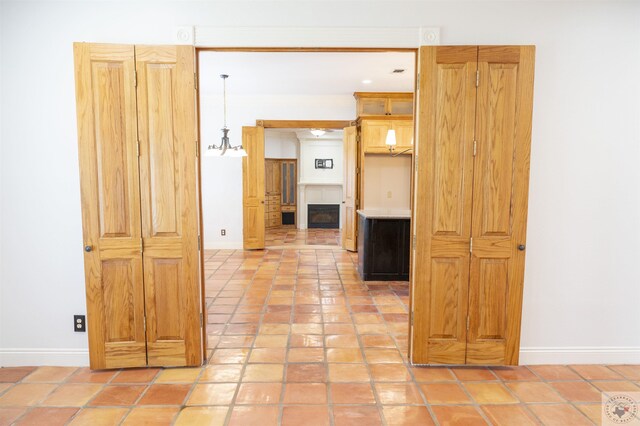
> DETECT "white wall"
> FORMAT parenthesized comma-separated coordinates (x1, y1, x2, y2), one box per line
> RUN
(1, 1, 640, 366)
(363, 155, 412, 210)
(298, 138, 343, 184)
(265, 130, 298, 159)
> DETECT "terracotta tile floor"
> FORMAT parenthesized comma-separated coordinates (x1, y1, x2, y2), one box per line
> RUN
(265, 228, 340, 247)
(1, 248, 639, 425)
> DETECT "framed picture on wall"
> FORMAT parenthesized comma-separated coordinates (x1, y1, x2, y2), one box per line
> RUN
(315, 159, 333, 169)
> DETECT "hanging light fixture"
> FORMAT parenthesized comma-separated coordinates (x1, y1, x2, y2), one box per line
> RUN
(205, 74, 247, 158)
(310, 129, 326, 137)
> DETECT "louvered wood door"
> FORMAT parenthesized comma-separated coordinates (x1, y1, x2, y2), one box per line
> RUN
(411, 45, 535, 366)
(74, 43, 147, 369)
(243, 126, 266, 249)
(342, 126, 358, 252)
(465, 46, 535, 365)
(136, 45, 202, 367)
(411, 46, 478, 364)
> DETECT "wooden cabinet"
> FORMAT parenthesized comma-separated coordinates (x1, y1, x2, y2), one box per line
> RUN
(361, 119, 413, 154)
(74, 43, 202, 369)
(264, 159, 296, 228)
(354, 92, 413, 117)
(357, 213, 410, 281)
(411, 45, 535, 366)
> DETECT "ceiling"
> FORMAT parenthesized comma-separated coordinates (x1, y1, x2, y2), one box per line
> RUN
(199, 51, 415, 96)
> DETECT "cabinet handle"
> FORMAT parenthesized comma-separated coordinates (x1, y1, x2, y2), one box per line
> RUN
(518, 244, 526, 251)
(84, 245, 93, 252)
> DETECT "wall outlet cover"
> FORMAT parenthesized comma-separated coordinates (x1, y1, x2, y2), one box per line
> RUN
(74, 315, 86, 332)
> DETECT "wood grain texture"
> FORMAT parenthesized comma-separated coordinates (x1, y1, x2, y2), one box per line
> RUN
(411, 45, 535, 366)
(411, 46, 477, 365)
(256, 119, 350, 129)
(242, 126, 266, 249)
(466, 46, 535, 366)
(74, 43, 146, 370)
(136, 45, 202, 367)
(342, 126, 358, 252)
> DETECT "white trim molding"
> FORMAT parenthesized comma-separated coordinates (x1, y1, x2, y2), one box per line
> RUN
(519, 346, 640, 365)
(0, 348, 89, 367)
(193, 26, 440, 48)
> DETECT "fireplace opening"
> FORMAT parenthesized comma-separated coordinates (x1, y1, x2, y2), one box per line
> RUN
(308, 204, 340, 229)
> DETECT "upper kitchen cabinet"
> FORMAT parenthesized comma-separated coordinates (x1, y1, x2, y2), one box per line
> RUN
(354, 92, 414, 117)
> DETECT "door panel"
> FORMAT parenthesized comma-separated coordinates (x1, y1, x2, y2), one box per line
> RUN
(243, 126, 265, 249)
(411, 46, 477, 364)
(466, 46, 535, 365)
(361, 120, 391, 153)
(342, 126, 358, 251)
(74, 43, 147, 369)
(136, 45, 201, 367)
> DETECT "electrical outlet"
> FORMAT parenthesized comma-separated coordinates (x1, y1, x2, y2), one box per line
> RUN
(74, 315, 86, 332)
(221, 229, 226, 236)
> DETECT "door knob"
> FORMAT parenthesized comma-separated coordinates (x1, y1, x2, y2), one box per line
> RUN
(84, 245, 93, 252)
(518, 244, 526, 251)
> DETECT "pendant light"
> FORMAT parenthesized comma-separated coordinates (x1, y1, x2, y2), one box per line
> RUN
(205, 74, 247, 157)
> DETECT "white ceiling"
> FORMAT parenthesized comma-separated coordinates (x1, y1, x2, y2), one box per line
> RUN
(199, 51, 415, 96)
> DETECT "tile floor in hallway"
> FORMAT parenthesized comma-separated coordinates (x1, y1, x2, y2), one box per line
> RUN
(265, 228, 341, 247)
(1, 247, 639, 425)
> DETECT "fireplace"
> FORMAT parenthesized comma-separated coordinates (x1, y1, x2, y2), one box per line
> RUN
(308, 204, 340, 229)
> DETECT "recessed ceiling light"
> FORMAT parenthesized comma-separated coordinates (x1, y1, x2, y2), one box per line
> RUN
(362, 79, 373, 84)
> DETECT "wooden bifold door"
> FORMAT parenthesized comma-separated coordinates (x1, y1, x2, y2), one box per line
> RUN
(411, 46, 535, 366)
(74, 43, 202, 369)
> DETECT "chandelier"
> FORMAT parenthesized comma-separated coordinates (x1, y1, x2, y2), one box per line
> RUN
(205, 74, 247, 157)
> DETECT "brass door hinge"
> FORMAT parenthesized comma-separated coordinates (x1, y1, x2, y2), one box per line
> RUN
(412, 235, 416, 250)
(194, 72, 198, 90)
(134, 70, 138, 88)
(198, 235, 201, 251)
(195, 140, 199, 157)
(136, 140, 140, 157)
(473, 140, 477, 157)
(466, 316, 470, 331)
(470, 237, 473, 253)
(410, 312, 414, 326)
(200, 312, 203, 327)
(143, 316, 147, 331)
(476, 70, 480, 87)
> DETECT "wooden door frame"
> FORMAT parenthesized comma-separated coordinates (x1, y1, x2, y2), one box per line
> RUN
(195, 47, 418, 363)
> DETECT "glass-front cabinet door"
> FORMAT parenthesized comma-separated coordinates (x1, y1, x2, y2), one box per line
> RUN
(281, 161, 296, 205)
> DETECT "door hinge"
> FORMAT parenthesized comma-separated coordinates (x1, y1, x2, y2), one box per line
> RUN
(194, 72, 198, 90)
(412, 235, 417, 250)
(475, 70, 480, 87)
(466, 316, 470, 331)
(195, 140, 199, 157)
(198, 235, 201, 251)
(200, 312, 203, 327)
(410, 312, 414, 326)
(134, 70, 138, 88)
(136, 140, 140, 157)
(470, 237, 473, 253)
(143, 316, 147, 331)
(473, 140, 477, 157)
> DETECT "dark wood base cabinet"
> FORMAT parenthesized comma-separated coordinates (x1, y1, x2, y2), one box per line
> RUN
(357, 213, 410, 281)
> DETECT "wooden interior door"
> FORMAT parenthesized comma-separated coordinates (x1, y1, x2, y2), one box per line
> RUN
(74, 43, 147, 369)
(136, 45, 202, 367)
(243, 126, 266, 249)
(342, 126, 358, 251)
(411, 46, 478, 364)
(465, 46, 535, 365)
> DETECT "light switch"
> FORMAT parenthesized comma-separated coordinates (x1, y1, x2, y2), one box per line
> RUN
(387, 191, 392, 199)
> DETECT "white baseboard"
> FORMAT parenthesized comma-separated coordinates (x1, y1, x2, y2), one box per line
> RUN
(0, 348, 89, 367)
(519, 346, 640, 365)
(204, 241, 243, 250)
(1, 346, 639, 367)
